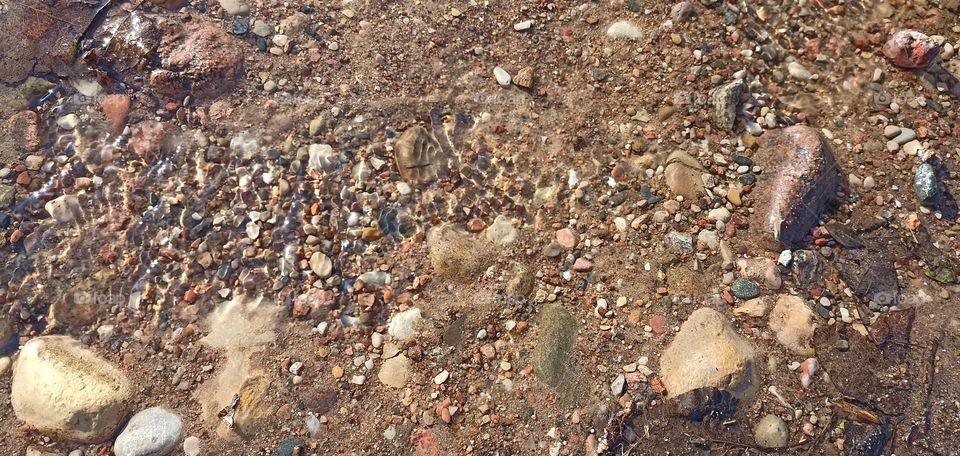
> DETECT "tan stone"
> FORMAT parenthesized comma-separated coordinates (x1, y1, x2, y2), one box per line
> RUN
(12, 336, 133, 443)
(660, 308, 758, 399)
(767, 295, 817, 355)
(663, 150, 706, 199)
(378, 354, 411, 388)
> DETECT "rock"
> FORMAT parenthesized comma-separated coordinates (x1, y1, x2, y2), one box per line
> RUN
(664, 150, 706, 198)
(666, 231, 694, 252)
(493, 67, 512, 87)
(100, 95, 131, 134)
(754, 414, 789, 448)
(733, 297, 771, 318)
(378, 354, 410, 388)
(3, 110, 41, 155)
(731, 279, 760, 299)
(533, 305, 578, 389)
(129, 121, 167, 163)
(882, 30, 940, 69)
(308, 143, 339, 173)
(573, 257, 593, 272)
(767, 295, 816, 355)
(606, 21, 641, 39)
(271, 437, 305, 456)
(151, 22, 244, 102)
(660, 308, 758, 399)
(513, 20, 533, 31)
(711, 79, 744, 131)
(485, 215, 517, 245)
(556, 228, 577, 249)
(914, 163, 940, 207)
(309, 252, 333, 278)
(12, 336, 133, 442)
(0, 185, 15, 209)
(787, 61, 813, 81)
(44, 195, 82, 223)
(394, 126, 446, 184)
(883, 125, 901, 139)
(751, 126, 840, 249)
(113, 407, 183, 456)
(708, 207, 731, 223)
(252, 20, 274, 37)
(218, 0, 250, 15)
(183, 437, 201, 456)
(670, 2, 697, 22)
(387, 308, 422, 341)
(514, 67, 534, 88)
(427, 224, 493, 282)
(610, 374, 626, 396)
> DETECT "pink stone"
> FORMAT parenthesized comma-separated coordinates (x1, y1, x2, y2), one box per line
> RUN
(556, 228, 577, 249)
(573, 257, 593, 272)
(882, 30, 940, 69)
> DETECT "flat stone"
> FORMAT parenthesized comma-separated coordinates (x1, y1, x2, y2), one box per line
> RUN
(484, 215, 517, 245)
(378, 354, 410, 388)
(914, 163, 940, 206)
(45, 195, 82, 223)
(664, 150, 706, 198)
(750, 126, 840, 250)
(659, 308, 758, 399)
(113, 407, 182, 456)
(218, 0, 250, 15)
(12, 336, 133, 442)
(767, 295, 817, 355)
(754, 414, 789, 448)
(556, 228, 577, 249)
(533, 306, 578, 389)
(309, 252, 332, 278)
(493, 67, 511, 87)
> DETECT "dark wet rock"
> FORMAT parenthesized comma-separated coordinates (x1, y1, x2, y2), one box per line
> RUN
(731, 278, 760, 299)
(533, 305, 579, 389)
(882, 30, 940, 69)
(751, 126, 841, 250)
(670, 387, 738, 422)
(870, 308, 914, 363)
(825, 223, 865, 249)
(914, 163, 940, 207)
(711, 79, 744, 131)
(832, 238, 899, 305)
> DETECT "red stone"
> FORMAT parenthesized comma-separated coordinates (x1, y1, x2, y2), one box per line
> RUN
(100, 94, 131, 133)
(882, 30, 940, 69)
(648, 314, 667, 334)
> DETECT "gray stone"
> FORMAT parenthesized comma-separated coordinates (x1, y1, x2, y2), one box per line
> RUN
(666, 231, 694, 252)
(754, 414, 789, 448)
(493, 67, 512, 87)
(533, 306, 578, 389)
(711, 79, 744, 131)
(113, 407, 183, 456)
(183, 437, 200, 456)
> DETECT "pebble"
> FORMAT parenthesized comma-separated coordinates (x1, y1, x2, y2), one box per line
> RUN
(433, 370, 450, 384)
(787, 61, 813, 81)
(387, 308, 422, 340)
(309, 252, 333, 278)
(754, 414, 789, 448)
(219, 0, 250, 15)
(731, 278, 760, 299)
(606, 21, 642, 39)
(493, 67, 512, 87)
(183, 437, 200, 456)
(914, 163, 940, 206)
(514, 67, 534, 88)
(892, 128, 916, 145)
(610, 374, 626, 395)
(556, 228, 577, 249)
(514, 20, 533, 31)
(56, 114, 78, 130)
(113, 407, 182, 456)
(883, 125, 901, 139)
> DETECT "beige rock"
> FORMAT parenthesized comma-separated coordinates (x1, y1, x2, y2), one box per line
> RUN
(12, 336, 133, 443)
(660, 308, 758, 399)
(663, 151, 706, 199)
(768, 295, 817, 355)
(427, 224, 494, 282)
(733, 297, 772, 318)
(378, 354, 411, 388)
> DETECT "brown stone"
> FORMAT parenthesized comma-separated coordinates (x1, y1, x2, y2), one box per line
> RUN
(129, 121, 166, 163)
(882, 30, 940, 69)
(750, 126, 840, 250)
(514, 67, 535, 88)
(4, 110, 40, 152)
(100, 95, 131, 134)
(152, 21, 244, 102)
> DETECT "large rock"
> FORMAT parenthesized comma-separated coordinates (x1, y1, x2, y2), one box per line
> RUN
(11, 336, 133, 442)
(751, 126, 840, 250)
(533, 306, 579, 389)
(150, 22, 244, 103)
(767, 295, 817, 355)
(113, 407, 183, 456)
(660, 308, 758, 399)
(882, 30, 940, 69)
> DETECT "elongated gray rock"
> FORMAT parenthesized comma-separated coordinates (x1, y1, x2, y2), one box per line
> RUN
(751, 126, 840, 249)
(12, 336, 133, 442)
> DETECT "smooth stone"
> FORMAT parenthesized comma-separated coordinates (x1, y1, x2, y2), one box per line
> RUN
(754, 414, 789, 448)
(12, 336, 133, 442)
(113, 407, 183, 456)
(767, 295, 817, 355)
(183, 437, 200, 456)
(378, 354, 410, 388)
(493, 67, 512, 87)
(218, 0, 250, 15)
(309, 252, 332, 278)
(606, 21, 642, 39)
(787, 61, 813, 81)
